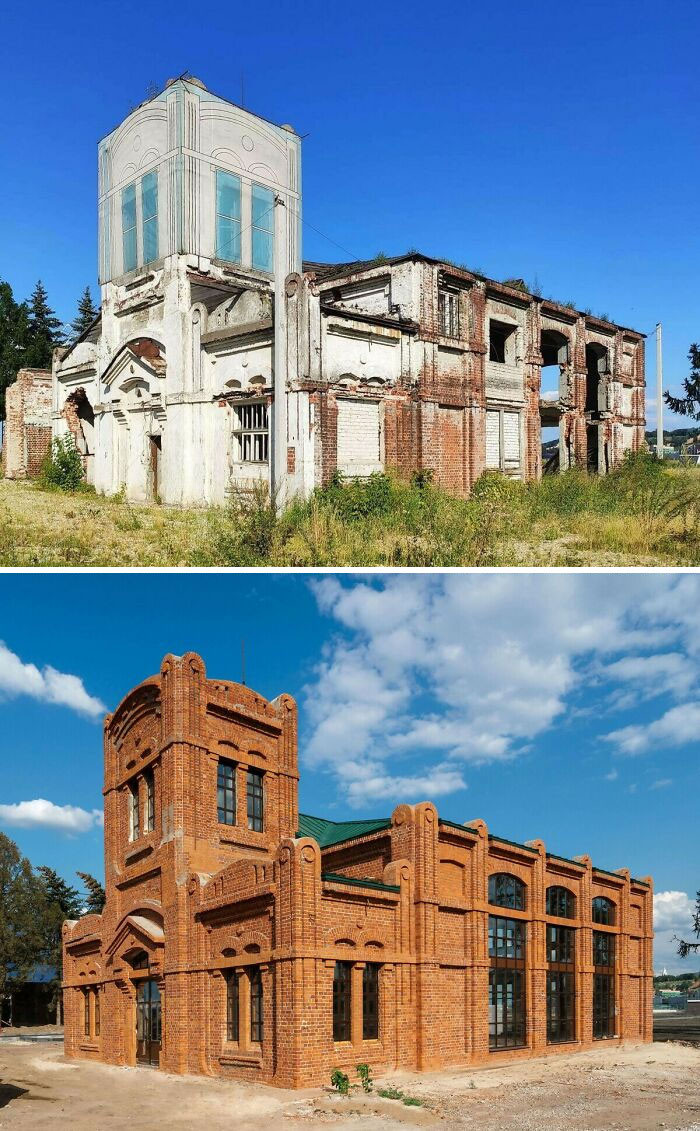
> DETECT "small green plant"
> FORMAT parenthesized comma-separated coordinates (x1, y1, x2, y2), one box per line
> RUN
(377, 1085, 404, 1100)
(330, 1068, 349, 1095)
(356, 1063, 373, 1093)
(40, 434, 85, 491)
(402, 1096, 425, 1107)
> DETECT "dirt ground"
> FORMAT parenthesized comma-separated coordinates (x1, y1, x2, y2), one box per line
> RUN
(1, 1039, 699, 1131)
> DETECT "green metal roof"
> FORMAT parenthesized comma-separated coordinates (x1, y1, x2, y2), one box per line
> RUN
(322, 872, 400, 893)
(297, 813, 391, 848)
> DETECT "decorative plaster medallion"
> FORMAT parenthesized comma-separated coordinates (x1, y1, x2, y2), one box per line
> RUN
(241, 135, 254, 152)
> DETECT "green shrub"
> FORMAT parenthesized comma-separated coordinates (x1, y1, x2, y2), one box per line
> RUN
(40, 434, 85, 492)
(356, 1063, 373, 1093)
(330, 1068, 349, 1095)
(377, 1085, 404, 1100)
(402, 1096, 425, 1107)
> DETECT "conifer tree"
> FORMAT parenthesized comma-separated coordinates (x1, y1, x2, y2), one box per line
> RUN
(35, 866, 83, 1022)
(0, 280, 30, 419)
(24, 279, 63, 369)
(665, 344, 700, 420)
(70, 286, 99, 339)
(77, 871, 106, 914)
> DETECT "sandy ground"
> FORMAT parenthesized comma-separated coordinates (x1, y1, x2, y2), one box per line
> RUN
(1, 1039, 700, 1130)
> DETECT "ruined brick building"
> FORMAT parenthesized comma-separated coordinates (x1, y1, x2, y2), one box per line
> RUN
(62, 653, 653, 1087)
(0, 74, 647, 502)
(2, 368, 52, 479)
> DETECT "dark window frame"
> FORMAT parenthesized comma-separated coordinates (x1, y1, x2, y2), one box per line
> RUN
(226, 971, 239, 1042)
(547, 924, 575, 965)
(592, 896, 615, 925)
(488, 873, 527, 911)
(333, 961, 352, 1043)
(362, 963, 379, 1040)
(247, 768, 264, 832)
(217, 758, 236, 826)
(489, 915, 527, 1051)
(145, 769, 155, 833)
(547, 970, 575, 1044)
(94, 988, 100, 1037)
(249, 967, 263, 1044)
(593, 930, 616, 1039)
(84, 989, 91, 1037)
(129, 781, 140, 842)
(546, 886, 576, 919)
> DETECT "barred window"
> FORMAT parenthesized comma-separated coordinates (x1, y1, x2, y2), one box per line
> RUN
(546, 886, 575, 919)
(234, 401, 269, 463)
(144, 769, 155, 833)
(250, 968, 263, 1044)
(592, 897, 615, 925)
(333, 961, 352, 1042)
(438, 289, 459, 337)
(217, 759, 236, 825)
(247, 769, 263, 832)
(363, 964, 379, 1040)
(226, 972, 239, 1042)
(488, 873, 526, 911)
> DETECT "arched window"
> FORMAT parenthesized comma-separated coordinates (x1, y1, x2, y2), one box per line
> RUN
(546, 886, 576, 919)
(488, 873, 526, 911)
(592, 897, 615, 925)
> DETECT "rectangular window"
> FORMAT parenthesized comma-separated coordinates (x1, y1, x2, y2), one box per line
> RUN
(438, 289, 459, 337)
(485, 409, 522, 476)
(489, 968, 526, 1050)
(250, 968, 263, 1044)
(593, 930, 615, 1039)
(547, 924, 575, 965)
(144, 770, 155, 833)
(226, 972, 239, 1042)
(251, 184, 275, 272)
(129, 781, 139, 842)
(215, 170, 241, 263)
(489, 320, 516, 364)
(362, 963, 379, 1040)
(247, 769, 264, 832)
(547, 971, 575, 1043)
(233, 401, 269, 463)
(94, 989, 100, 1037)
(593, 931, 615, 968)
(333, 961, 352, 1042)
(122, 184, 137, 273)
(141, 171, 158, 265)
(217, 759, 236, 825)
(84, 990, 91, 1037)
(489, 915, 526, 1050)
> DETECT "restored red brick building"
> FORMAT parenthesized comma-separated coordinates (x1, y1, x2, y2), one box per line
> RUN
(63, 653, 653, 1087)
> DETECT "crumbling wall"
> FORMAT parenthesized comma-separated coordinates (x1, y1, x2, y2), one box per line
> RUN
(3, 368, 52, 479)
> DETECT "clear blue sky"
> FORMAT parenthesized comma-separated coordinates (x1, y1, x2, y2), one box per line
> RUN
(0, 572, 697, 971)
(1, 0, 699, 429)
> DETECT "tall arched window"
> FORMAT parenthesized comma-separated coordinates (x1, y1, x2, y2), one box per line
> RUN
(546, 886, 576, 919)
(592, 897, 615, 925)
(489, 873, 526, 911)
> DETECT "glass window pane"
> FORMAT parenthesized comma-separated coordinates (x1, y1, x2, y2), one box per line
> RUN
(252, 228, 273, 273)
(216, 216, 241, 263)
(122, 184, 137, 273)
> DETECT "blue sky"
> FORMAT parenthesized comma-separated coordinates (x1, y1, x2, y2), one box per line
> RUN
(0, 572, 698, 970)
(1, 0, 699, 429)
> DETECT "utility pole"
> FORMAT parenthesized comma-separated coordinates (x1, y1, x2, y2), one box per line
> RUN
(656, 322, 664, 459)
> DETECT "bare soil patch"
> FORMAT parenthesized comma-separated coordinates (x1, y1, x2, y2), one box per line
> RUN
(1, 1040, 699, 1130)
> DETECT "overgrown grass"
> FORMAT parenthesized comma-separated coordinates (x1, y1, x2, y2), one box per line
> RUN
(2, 453, 699, 567)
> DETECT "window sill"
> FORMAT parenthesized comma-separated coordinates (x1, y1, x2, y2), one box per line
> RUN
(219, 1048, 262, 1068)
(78, 1041, 99, 1052)
(489, 1044, 528, 1053)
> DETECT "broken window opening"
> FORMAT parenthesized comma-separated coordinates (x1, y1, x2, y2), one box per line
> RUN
(438, 289, 460, 338)
(585, 343, 608, 413)
(233, 401, 269, 463)
(489, 321, 517, 364)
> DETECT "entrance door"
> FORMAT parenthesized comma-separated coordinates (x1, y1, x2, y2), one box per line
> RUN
(136, 980, 161, 1066)
(149, 435, 162, 503)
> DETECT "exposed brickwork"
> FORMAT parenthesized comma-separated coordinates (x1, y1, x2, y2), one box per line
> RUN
(63, 654, 653, 1089)
(3, 369, 52, 479)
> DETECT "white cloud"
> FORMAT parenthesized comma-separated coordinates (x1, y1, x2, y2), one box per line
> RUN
(0, 799, 103, 833)
(0, 642, 105, 718)
(650, 778, 673, 790)
(306, 574, 698, 808)
(604, 701, 700, 756)
(604, 769, 619, 781)
(652, 892, 698, 972)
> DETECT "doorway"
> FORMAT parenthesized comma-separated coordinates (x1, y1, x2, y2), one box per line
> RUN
(148, 435, 162, 504)
(136, 979, 161, 1066)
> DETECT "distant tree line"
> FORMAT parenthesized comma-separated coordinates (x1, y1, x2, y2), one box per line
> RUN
(0, 831, 104, 1024)
(0, 279, 98, 420)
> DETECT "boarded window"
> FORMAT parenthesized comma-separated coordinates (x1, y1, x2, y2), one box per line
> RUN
(485, 410, 521, 477)
(337, 399, 382, 478)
